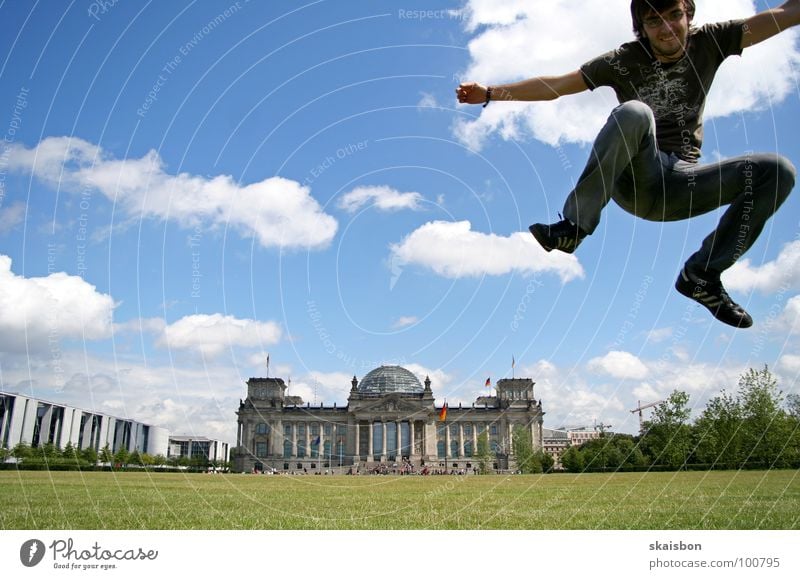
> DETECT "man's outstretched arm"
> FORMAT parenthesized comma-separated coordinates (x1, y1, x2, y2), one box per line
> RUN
(456, 70, 588, 105)
(741, 0, 800, 48)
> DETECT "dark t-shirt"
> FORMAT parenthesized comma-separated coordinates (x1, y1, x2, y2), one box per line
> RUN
(580, 20, 745, 162)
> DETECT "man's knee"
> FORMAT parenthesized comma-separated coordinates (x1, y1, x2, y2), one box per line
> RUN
(610, 100, 655, 129)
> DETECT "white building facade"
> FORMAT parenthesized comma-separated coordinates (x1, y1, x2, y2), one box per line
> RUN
(0, 391, 169, 456)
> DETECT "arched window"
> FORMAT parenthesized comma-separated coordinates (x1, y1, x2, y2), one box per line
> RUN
(283, 440, 292, 458)
(437, 440, 446, 458)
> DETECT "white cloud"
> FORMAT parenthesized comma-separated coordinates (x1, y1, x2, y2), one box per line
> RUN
(338, 185, 424, 213)
(775, 295, 800, 334)
(455, 0, 800, 149)
(6, 136, 337, 250)
(588, 351, 650, 380)
(0, 255, 114, 353)
(645, 327, 674, 344)
(0, 201, 25, 234)
(725, 241, 800, 293)
(158, 313, 282, 357)
(392, 316, 419, 329)
(389, 220, 584, 282)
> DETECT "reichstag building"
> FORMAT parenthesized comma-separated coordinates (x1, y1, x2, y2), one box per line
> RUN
(234, 365, 544, 473)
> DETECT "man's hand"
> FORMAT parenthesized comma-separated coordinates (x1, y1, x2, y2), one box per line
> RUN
(456, 82, 488, 105)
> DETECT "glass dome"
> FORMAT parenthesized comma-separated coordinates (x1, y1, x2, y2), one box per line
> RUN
(358, 365, 424, 395)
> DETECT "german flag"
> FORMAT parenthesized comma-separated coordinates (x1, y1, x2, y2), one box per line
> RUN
(438, 403, 448, 422)
(485, 377, 491, 388)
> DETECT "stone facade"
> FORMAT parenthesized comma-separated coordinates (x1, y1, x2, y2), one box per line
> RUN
(234, 366, 545, 473)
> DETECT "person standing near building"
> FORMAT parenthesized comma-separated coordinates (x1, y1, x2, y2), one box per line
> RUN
(456, 0, 799, 328)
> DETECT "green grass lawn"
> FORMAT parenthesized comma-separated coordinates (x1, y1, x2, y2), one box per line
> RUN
(1, 469, 798, 530)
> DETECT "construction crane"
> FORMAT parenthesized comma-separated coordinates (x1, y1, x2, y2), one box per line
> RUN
(630, 400, 663, 430)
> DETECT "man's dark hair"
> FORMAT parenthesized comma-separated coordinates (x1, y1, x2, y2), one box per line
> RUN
(630, 0, 696, 41)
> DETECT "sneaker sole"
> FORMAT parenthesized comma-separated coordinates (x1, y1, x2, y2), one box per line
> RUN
(528, 224, 554, 252)
(675, 272, 753, 329)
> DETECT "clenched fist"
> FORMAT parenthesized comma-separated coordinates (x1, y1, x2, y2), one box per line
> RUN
(455, 82, 488, 105)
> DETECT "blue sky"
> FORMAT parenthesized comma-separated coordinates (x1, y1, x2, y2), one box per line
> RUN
(0, 0, 799, 444)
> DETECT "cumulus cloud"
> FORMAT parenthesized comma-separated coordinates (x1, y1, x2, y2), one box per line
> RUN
(725, 241, 800, 293)
(6, 136, 337, 250)
(157, 313, 282, 357)
(775, 295, 800, 334)
(588, 350, 649, 380)
(455, 0, 800, 149)
(0, 254, 114, 353)
(337, 185, 424, 213)
(389, 220, 584, 282)
(392, 316, 419, 329)
(0, 201, 25, 234)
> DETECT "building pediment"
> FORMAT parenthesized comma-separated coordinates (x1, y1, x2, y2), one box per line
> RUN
(352, 394, 425, 415)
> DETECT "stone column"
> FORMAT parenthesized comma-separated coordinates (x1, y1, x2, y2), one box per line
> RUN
(381, 419, 387, 462)
(272, 419, 282, 457)
(291, 423, 297, 458)
(458, 423, 465, 457)
(353, 420, 360, 461)
(410, 421, 416, 456)
(396, 420, 402, 459)
(368, 421, 373, 459)
(472, 423, 478, 455)
(444, 423, 450, 462)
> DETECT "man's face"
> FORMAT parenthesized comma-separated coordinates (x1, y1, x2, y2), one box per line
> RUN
(642, 2, 691, 62)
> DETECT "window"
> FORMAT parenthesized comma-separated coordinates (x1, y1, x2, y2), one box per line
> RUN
(283, 440, 292, 458)
(297, 441, 306, 458)
(256, 442, 268, 458)
(437, 441, 445, 458)
(255, 423, 268, 435)
(324, 424, 332, 436)
(490, 424, 498, 436)
(464, 441, 473, 457)
(450, 440, 459, 458)
(463, 424, 472, 437)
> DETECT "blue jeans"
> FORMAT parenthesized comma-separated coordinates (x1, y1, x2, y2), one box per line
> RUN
(563, 100, 796, 275)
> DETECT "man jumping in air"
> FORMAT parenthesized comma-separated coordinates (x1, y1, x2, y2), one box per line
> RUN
(457, 0, 799, 328)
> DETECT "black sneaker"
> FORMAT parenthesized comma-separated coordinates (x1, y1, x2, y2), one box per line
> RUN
(528, 215, 586, 254)
(675, 267, 753, 328)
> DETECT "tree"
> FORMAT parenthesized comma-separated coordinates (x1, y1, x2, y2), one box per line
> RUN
(560, 446, 584, 473)
(693, 389, 743, 468)
(99, 444, 113, 465)
(113, 447, 130, 468)
(737, 366, 794, 468)
(512, 425, 542, 473)
(11, 442, 32, 460)
(475, 432, 493, 474)
(640, 390, 693, 469)
(81, 446, 98, 465)
(538, 450, 555, 473)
